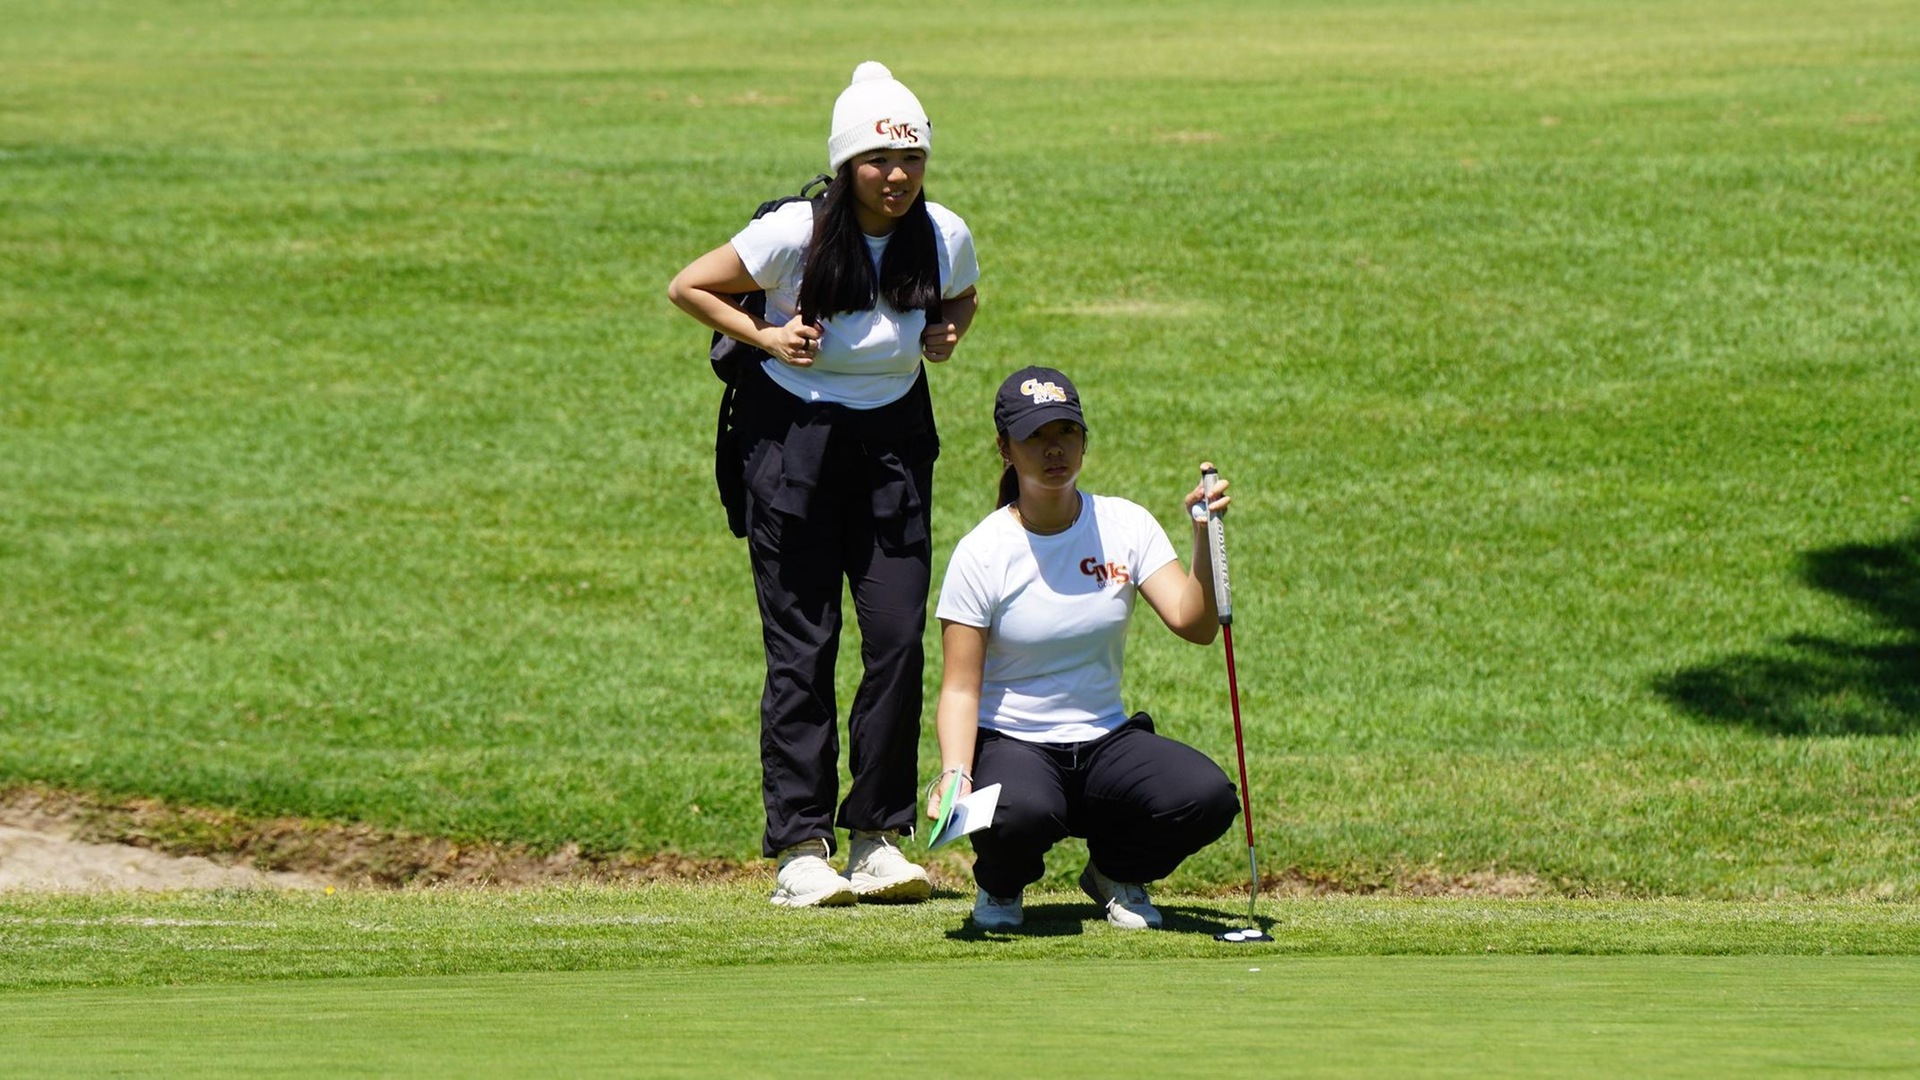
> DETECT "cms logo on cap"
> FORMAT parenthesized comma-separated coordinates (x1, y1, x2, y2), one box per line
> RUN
(1021, 379, 1067, 405)
(873, 118, 921, 141)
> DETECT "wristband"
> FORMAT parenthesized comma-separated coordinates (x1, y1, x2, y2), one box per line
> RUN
(924, 766, 973, 803)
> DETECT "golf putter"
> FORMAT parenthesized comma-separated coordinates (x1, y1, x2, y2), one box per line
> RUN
(1196, 465, 1271, 944)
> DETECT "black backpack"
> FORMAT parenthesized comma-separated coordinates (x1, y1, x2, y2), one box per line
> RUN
(708, 173, 833, 385)
(710, 174, 830, 538)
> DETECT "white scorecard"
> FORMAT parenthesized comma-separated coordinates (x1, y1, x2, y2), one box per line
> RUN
(929, 783, 1002, 849)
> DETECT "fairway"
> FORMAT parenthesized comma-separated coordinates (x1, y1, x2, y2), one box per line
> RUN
(3, 957, 1917, 1076)
(3, 0, 1918, 1073)
(5, 0, 1915, 896)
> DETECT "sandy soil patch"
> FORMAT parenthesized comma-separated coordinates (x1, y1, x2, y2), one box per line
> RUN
(0, 822, 331, 892)
(0, 787, 758, 893)
(0, 787, 1546, 897)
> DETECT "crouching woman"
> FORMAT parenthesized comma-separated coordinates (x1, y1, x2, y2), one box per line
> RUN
(926, 366, 1240, 930)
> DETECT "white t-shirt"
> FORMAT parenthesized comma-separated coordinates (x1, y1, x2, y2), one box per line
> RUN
(935, 493, 1180, 744)
(731, 199, 979, 410)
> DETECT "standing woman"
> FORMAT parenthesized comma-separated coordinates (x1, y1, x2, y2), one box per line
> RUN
(927, 367, 1240, 930)
(668, 62, 980, 907)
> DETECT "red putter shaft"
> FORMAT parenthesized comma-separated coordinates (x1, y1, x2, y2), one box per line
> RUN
(1200, 465, 1263, 931)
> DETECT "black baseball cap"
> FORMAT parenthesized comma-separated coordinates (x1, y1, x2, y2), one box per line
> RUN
(994, 366, 1086, 440)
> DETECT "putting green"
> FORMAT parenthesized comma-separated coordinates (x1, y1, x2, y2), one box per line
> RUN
(3, 957, 1915, 1075)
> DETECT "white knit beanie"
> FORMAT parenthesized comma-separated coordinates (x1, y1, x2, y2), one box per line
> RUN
(827, 61, 931, 171)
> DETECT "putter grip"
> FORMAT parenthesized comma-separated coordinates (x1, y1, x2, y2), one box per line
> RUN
(1202, 467, 1232, 625)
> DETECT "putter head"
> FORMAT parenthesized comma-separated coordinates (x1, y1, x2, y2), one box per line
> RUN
(1214, 928, 1273, 943)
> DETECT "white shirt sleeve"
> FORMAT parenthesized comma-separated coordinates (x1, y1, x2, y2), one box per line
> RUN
(729, 200, 813, 293)
(934, 528, 996, 629)
(929, 204, 979, 300)
(1133, 503, 1180, 585)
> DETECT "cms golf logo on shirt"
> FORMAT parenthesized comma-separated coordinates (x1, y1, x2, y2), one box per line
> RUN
(1022, 378, 1067, 404)
(1080, 558, 1130, 588)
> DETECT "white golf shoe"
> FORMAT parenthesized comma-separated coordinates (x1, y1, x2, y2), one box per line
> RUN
(770, 838, 856, 908)
(1079, 862, 1162, 930)
(844, 830, 931, 902)
(971, 888, 1024, 930)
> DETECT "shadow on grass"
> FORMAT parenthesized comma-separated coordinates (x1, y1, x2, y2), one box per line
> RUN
(1656, 525, 1920, 736)
(941, 901, 1274, 941)
(943, 901, 1092, 941)
(1158, 904, 1277, 941)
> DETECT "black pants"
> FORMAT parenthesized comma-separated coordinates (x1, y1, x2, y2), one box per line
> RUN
(969, 714, 1240, 896)
(739, 369, 935, 858)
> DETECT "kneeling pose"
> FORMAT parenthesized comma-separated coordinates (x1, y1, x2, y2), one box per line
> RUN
(927, 366, 1240, 930)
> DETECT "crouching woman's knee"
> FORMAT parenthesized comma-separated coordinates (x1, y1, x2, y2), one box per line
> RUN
(1193, 771, 1242, 844)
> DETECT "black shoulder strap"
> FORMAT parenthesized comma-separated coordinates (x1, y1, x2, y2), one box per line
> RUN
(709, 175, 832, 384)
(752, 172, 831, 221)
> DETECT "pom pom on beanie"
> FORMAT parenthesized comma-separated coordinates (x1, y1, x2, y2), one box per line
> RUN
(828, 61, 931, 171)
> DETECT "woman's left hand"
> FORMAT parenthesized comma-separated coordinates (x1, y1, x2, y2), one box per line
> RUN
(920, 320, 961, 363)
(1183, 462, 1231, 522)
(925, 768, 973, 819)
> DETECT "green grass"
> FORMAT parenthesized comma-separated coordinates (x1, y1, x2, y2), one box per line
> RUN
(3, 0, 1918, 899)
(2, 886, 1916, 989)
(1, 888, 1916, 1074)
(3, 958, 1917, 1077)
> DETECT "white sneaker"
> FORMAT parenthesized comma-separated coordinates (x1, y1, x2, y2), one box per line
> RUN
(770, 839, 856, 908)
(972, 888, 1024, 930)
(845, 830, 931, 902)
(1079, 862, 1161, 930)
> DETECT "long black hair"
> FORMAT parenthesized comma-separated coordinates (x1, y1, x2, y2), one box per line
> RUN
(797, 161, 940, 320)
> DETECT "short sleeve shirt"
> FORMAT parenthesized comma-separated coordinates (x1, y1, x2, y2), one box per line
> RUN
(731, 200, 978, 409)
(935, 493, 1180, 744)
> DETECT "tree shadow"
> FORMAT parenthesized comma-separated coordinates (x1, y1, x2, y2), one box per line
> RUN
(1654, 525, 1920, 736)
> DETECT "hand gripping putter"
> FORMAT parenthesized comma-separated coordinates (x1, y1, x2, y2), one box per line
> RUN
(1194, 465, 1271, 944)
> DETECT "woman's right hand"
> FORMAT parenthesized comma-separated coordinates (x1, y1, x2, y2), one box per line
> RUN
(925, 768, 973, 819)
(765, 316, 822, 366)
